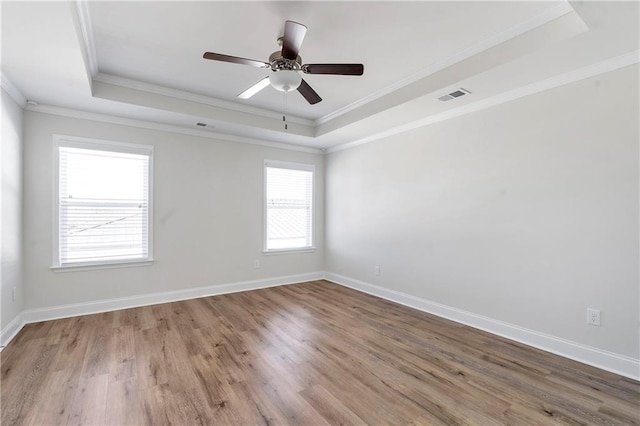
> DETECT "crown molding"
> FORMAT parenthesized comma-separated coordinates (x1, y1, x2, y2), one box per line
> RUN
(67, 0, 577, 146)
(327, 50, 639, 154)
(0, 73, 27, 108)
(93, 73, 315, 127)
(26, 103, 323, 154)
(68, 0, 98, 93)
(23, 49, 636, 157)
(70, 0, 314, 128)
(315, 1, 576, 127)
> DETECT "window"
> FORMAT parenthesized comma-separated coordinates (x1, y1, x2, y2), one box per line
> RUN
(53, 136, 153, 269)
(265, 161, 314, 252)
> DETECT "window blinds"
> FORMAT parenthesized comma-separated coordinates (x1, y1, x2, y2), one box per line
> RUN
(58, 145, 151, 265)
(265, 165, 313, 250)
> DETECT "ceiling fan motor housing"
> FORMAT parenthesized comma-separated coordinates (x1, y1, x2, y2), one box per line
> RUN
(268, 51, 302, 69)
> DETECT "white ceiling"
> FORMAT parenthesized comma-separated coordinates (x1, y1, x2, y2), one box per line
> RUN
(89, 1, 553, 120)
(1, 1, 638, 151)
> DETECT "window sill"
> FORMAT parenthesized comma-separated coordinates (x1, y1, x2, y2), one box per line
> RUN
(263, 247, 316, 255)
(51, 259, 154, 272)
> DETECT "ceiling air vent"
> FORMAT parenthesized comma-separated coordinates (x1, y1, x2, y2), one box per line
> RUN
(438, 88, 471, 102)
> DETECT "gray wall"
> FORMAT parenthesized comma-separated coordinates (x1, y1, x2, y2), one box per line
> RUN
(326, 65, 639, 359)
(1, 89, 24, 332)
(23, 112, 324, 310)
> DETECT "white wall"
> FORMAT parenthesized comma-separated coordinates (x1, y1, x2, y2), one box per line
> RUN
(326, 65, 639, 360)
(23, 112, 324, 310)
(11, 63, 640, 377)
(1, 88, 24, 334)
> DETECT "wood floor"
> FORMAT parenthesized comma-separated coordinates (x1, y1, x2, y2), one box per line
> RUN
(1, 280, 638, 425)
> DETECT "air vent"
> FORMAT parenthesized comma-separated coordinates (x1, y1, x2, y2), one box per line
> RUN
(438, 88, 471, 102)
(195, 122, 216, 130)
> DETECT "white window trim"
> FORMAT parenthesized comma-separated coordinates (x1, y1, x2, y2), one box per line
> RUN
(51, 135, 155, 271)
(263, 247, 316, 255)
(263, 159, 316, 254)
(51, 259, 154, 273)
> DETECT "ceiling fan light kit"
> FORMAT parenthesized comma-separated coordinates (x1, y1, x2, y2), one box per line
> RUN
(269, 70, 303, 92)
(203, 20, 364, 105)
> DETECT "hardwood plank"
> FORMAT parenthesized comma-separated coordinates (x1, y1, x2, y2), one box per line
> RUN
(67, 374, 109, 425)
(109, 325, 136, 383)
(79, 315, 112, 379)
(299, 384, 367, 426)
(105, 377, 145, 425)
(2, 280, 638, 425)
(1, 340, 59, 425)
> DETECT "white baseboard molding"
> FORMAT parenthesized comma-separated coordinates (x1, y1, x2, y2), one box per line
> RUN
(0, 313, 25, 350)
(4, 270, 638, 381)
(324, 272, 640, 381)
(23, 271, 324, 324)
(1, 271, 324, 349)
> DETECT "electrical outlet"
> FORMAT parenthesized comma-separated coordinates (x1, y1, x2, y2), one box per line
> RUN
(587, 308, 601, 326)
(374, 265, 380, 276)
(253, 260, 260, 268)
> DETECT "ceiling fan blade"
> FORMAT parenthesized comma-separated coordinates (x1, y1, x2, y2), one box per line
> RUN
(237, 77, 270, 99)
(302, 64, 364, 75)
(297, 79, 322, 104)
(281, 20, 307, 60)
(203, 52, 269, 69)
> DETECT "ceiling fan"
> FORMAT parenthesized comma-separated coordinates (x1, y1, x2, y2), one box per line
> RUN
(203, 20, 364, 105)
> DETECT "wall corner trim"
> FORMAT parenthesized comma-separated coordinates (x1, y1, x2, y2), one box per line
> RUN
(0, 313, 25, 350)
(324, 272, 640, 381)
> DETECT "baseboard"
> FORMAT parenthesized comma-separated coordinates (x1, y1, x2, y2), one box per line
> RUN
(6, 270, 638, 380)
(0, 313, 25, 350)
(19, 271, 324, 326)
(324, 272, 640, 381)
